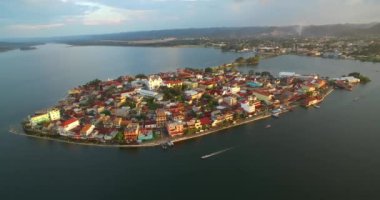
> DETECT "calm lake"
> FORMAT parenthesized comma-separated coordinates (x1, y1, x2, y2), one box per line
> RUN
(1, 44, 380, 200)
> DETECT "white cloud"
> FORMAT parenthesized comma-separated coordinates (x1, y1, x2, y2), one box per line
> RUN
(73, 1, 152, 26)
(8, 23, 64, 31)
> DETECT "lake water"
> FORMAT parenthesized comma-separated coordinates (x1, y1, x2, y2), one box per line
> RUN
(1, 44, 380, 200)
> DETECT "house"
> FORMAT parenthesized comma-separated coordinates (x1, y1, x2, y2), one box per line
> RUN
(279, 72, 297, 78)
(113, 117, 122, 127)
(156, 109, 167, 128)
(223, 96, 238, 106)
(332, 76, 360, 84)
(61, 118, 80, 132)
(302, 97, 320, 107)
(183, 81, 198, 89)
(138, 89, 163, 100)
(80, 124, 95, 136)
(252, 90, 274, 105)
(247, 81, 263, 88)
(164, 80, 183, 88)
(240, 100, 256, 113)
(167, 121, 184, 137)
(185, 90, 203, 100)
(200, 117, 212, 127)
(301, 84, 316, 93)
(124, 123, 140, 141)
(30, 113, 50, 126)
(48, 109, 61, 121)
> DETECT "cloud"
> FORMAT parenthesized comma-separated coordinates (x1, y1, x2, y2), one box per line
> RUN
(8, 23, 64, 31)
(72, 1, 152, 26)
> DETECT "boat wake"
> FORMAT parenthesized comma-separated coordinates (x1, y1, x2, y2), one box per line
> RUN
(201, 147, 235, 159)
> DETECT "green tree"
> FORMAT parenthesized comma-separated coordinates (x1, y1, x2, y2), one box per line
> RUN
(205, 67, 213, 73)
(235, 57, 245, 63)
(135, 74, 147, 79)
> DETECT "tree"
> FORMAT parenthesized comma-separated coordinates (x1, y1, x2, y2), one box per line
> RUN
(135, 74, 147, 79)
(86, 79, 101, 87)
(246, 56, 260, 65)
(261, 71, 272, 77)
(205, 67, 213, 73)
(235, 57, 245, 63)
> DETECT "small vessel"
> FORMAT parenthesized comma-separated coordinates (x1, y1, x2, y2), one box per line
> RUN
(272, 113, 280, 118)
(265, 124, 271, 128)
(353, 97, 360, 102)
(313, 105, 320, 109)
(201, 147, 234, 159)
(167, 141, 174, 146)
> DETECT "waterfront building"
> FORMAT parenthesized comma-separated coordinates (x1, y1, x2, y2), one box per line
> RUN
(302, 97, 320, 107)
(61, 118, 80, 132)
(138, 130, 154, 141)
(156, 109, 167, 128)
(48, 109, 61, 121)
(30, 113, 50, 126)
(80, 124, 95, 136)
(124, 123, 140, 141)
(167, 121, 184, 137)
(240, 100, 256, 114)
(279, 72, 297, 78)
(332, 76, 360, 84)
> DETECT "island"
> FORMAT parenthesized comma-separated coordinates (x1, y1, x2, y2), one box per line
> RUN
(17, 64, 365, 148)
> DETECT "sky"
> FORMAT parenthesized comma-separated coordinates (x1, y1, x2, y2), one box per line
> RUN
(0, 0, 380, 38)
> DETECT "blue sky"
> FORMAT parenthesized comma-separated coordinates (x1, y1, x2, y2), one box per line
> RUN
(1, 0, 380, 38)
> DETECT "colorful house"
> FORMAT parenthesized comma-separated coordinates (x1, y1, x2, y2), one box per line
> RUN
(167, 122, 184, 137)
(80, 124, 95, 136)
(124, 123, 140, 141)
(48, 109, 61, 121)
(62, 118, 80, 132)
(30, 113, 50, 125)
(156, 109, 167, 128)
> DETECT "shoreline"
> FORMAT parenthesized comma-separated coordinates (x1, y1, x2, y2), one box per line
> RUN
(8, 88, 334, 148)
(8, 72, 334, 148)
(9, 112, 273, 148)
(10, 88, 335, 148)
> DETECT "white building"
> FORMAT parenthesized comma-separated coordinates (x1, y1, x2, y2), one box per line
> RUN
(279, 72, 297, 78)
(138, 89, 163, 100)
(332, 76, 360, 83)
(223, 85, 240, 94)
(61, 118, 80, 132)
(145, 75, 163, 90)
(81, 124, 95, 136)
(241, 101, 256, 113)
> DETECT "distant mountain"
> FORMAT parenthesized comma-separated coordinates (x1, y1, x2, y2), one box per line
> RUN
(4, 22, 380, 44)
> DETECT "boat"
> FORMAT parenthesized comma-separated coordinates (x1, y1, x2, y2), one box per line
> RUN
(201, 147, 234, 159)
(272, 113, 280, 118)
(265, 124, 271, 128)
(313, 105, 320, 108)
(167, 141, 174, 146)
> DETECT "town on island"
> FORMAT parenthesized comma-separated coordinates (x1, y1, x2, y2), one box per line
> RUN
(19, 63, 369, 148)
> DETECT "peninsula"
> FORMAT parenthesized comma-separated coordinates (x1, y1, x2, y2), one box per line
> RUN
(20, 64, 363, 148)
